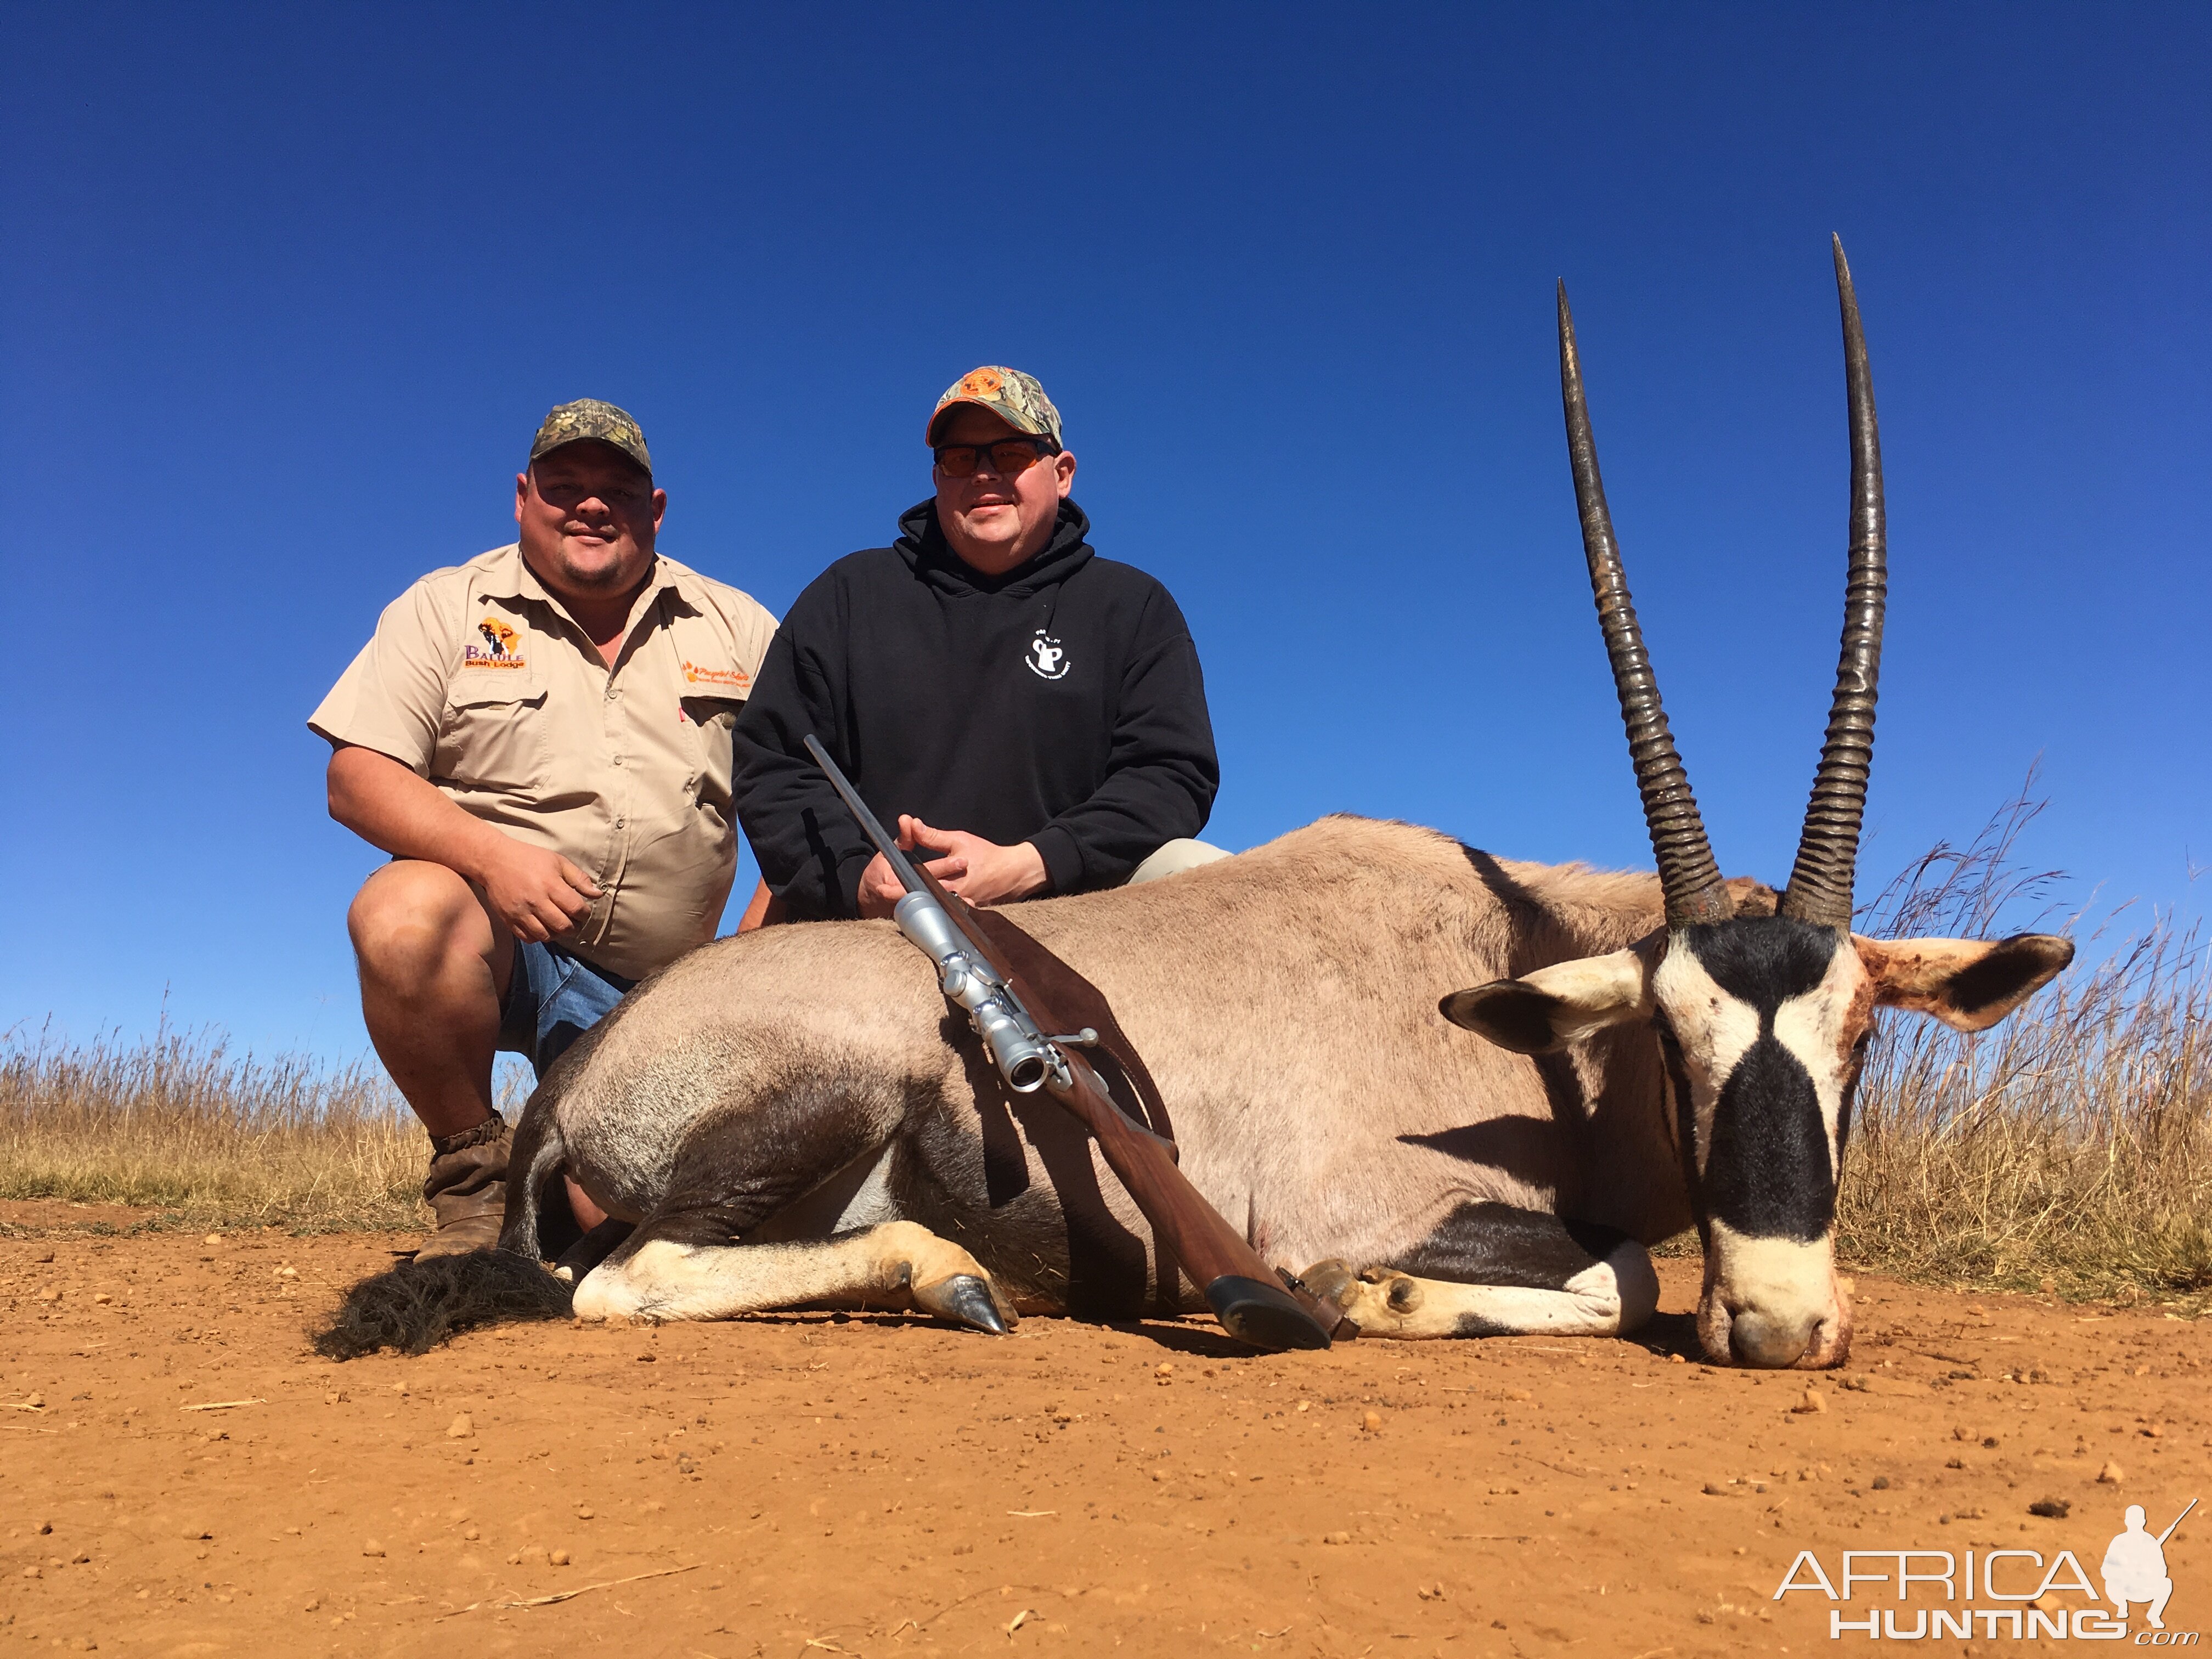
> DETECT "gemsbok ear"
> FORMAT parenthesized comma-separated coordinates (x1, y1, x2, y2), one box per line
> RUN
(1854, 933, 2075, 1033)
(1441, 947, 1650, 1055)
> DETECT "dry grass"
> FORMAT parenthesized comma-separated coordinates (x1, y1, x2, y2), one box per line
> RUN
(1835, 789, 2212, 1313)
(5, 792, 2206, 1306)
(0, 1018, 432, 1233)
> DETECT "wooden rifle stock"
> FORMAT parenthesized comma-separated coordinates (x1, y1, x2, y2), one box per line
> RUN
(921, 870, 1350, 1351)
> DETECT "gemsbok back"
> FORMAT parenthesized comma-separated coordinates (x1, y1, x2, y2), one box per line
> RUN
(321, 239, 2072, 1369)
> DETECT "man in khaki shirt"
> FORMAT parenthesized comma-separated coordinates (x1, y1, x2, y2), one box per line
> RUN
(311, 400, 775, 1256)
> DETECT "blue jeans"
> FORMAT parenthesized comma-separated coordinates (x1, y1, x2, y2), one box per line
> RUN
(496, 941, 635, 1079)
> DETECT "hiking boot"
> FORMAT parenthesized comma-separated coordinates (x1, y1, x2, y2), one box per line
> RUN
(415, 1114, 511, 1259)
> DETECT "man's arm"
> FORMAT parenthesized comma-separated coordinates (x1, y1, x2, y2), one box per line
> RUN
(327, 744, 599, 943)
(731, 590, 880, 919)
(1027, 592, 1220, 891)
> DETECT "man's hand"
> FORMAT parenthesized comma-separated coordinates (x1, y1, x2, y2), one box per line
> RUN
(855, 815, 1047, 919)
(476, 837, 601, 943)
(328, 744, 602, 943)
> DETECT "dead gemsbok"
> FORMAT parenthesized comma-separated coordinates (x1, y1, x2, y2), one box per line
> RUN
(320, 240, 2070, 1369)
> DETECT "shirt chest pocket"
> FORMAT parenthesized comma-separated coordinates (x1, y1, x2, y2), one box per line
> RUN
(436, 677, 551, 793)
(678, 695, 744, 812)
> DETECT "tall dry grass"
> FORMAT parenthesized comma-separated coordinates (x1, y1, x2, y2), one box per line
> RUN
(1835, 789, 2212, 1311)
(0, 1017, 431, 1232)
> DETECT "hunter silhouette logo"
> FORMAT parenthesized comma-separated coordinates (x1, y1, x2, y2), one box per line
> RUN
(1771, 1497, 2198, 1641)
(1026, 630, 1070, 681)
(465, 617, 526, 669)
(2107, 1499, 2194, 1630)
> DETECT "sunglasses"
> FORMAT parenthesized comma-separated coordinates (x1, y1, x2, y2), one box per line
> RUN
(932, 437, 1057, 479)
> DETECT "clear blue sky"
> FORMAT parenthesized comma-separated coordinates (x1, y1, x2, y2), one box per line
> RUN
(5, 4, 2206, 1064)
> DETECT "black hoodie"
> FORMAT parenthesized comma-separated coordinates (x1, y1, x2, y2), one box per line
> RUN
(732, 499, 1218, 919)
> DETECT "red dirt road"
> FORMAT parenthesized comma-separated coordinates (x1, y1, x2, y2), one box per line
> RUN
(3, 1206, 2207, 1656)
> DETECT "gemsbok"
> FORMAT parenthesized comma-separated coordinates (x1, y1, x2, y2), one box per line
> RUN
(323, 239, 2071, 1369)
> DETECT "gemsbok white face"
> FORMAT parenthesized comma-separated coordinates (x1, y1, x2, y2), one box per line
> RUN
(1441, 241, 2073, 1368)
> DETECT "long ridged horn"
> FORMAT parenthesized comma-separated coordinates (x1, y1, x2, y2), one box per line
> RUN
(1558, 281, 1734, 929)
(1779, 237, 1887, 928)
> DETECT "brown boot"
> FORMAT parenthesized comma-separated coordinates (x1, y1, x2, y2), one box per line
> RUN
(414, 1115, 512, 1259)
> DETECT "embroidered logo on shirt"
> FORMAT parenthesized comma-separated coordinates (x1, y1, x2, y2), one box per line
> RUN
(681, 659, 751, 691)
(464, 617, 527, 669)
(1025, 631, 1070, 681)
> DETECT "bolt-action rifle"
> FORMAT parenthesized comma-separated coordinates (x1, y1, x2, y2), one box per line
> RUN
(805, 734, 1347, 1352)
(2156, 1498, 2196, 1546)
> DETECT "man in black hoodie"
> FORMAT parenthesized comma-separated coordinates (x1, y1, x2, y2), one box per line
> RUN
(732, 366, 1222, 921)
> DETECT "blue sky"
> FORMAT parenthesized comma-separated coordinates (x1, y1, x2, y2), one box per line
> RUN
(5, 4, 2206, 1064)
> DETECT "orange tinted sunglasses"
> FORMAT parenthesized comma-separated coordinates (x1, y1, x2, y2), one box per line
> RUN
(932, 437, 1056, 478)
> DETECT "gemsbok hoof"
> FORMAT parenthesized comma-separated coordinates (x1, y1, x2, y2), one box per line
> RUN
(1293, 1262, 1433, 1334)
(1295, 1259, 1363, 1312)
(916, 1274, 1014, 1335)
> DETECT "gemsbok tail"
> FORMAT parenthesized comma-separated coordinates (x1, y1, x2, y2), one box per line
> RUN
(312, 1103, 574, 1359)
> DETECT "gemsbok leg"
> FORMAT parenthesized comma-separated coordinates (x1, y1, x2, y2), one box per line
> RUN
(559, 1110, 1018, 1332)
(571, 1215, 1017, 1331)
(1297, 1203, 1659, 1339)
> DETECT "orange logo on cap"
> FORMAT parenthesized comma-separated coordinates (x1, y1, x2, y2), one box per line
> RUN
(956, 368, 1005, 398)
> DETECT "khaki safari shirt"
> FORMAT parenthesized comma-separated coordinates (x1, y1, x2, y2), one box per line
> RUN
(310, 544, 776, 981)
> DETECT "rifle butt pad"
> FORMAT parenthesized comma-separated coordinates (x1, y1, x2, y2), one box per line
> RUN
(1203, 1275, 1340, 1351)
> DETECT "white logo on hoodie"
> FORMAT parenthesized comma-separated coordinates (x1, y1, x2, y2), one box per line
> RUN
(1026, 631, 1070, 681)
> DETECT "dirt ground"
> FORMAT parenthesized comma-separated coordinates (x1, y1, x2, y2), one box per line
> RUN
(2, 1201, 2205, 1657)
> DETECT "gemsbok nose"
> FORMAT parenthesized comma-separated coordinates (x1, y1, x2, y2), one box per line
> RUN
(1727, 1305, 1825, 1368)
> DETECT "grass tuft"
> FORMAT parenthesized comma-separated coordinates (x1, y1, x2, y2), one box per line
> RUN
(1836, 786, 2211, 1313)
(0, 1017, 430, 1232)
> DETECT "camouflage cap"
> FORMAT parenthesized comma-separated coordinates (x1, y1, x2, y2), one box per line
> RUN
(926, 366, 1063, 449)
(529, 398, 652, 476)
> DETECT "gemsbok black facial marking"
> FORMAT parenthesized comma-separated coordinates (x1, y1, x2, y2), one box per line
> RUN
(1679, 917, 1837, 1007)
(1694, 994, 1836, 1241)
(1672, 918, 1847, 1243)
